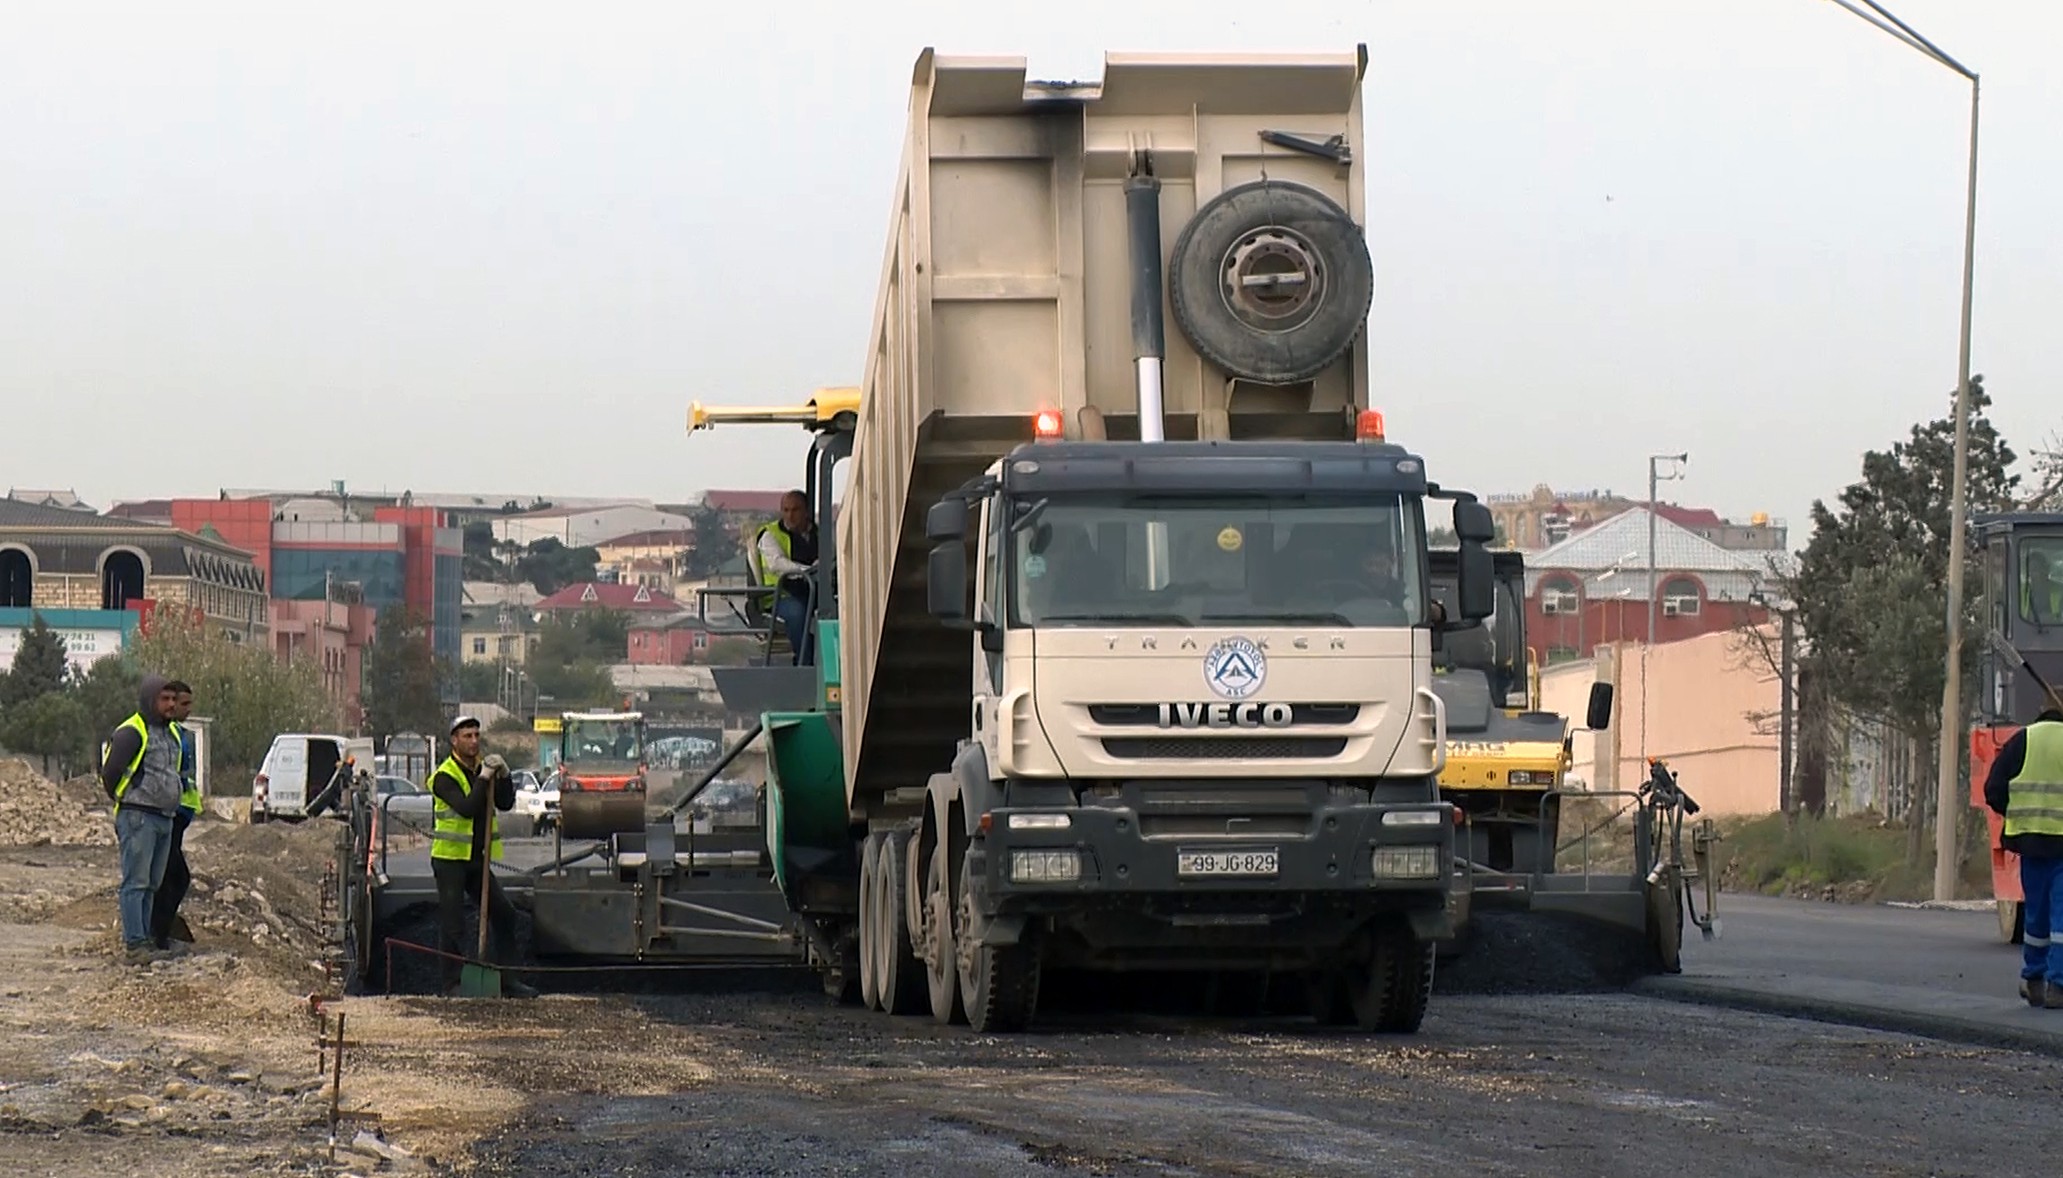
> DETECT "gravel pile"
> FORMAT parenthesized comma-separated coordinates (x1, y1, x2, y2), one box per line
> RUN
(0, 758, 115, 848)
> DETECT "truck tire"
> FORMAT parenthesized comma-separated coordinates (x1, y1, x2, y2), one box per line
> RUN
(878, 830, 929, 1015)
(924, 836, 964, 1025)
(955, 852, 1040, 1033)
(1349, 921, 1434, 1033)
(858, 833, 885, 1011)
(1168, 179, 1374, 386)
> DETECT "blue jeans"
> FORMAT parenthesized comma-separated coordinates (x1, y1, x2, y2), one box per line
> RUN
(2021, 853, 2063, 984)
(116, 807, 175, 948)
(774, 590, 814, 666)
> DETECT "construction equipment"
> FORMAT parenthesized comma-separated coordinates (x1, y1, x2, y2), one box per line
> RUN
(684, 46, 1505, 1034)
(554, 710, 648, 840)
(1426, 546, 1720, 973)
(1968, 512, 2063, 944)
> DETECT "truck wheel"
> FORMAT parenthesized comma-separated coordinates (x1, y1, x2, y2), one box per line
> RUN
(859, 834, 885, 1011)
(955, 852, 1040, 1033)
(1999, 899, 2024, 945)
(1168, 179, 1374, 386)
(1349, 921, 1434, 1033)
(923, 838, 964, 1025)
(878, 830, 928, 1015)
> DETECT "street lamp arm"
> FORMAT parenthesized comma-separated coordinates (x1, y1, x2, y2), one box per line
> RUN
(1828, 0, 1977, 79)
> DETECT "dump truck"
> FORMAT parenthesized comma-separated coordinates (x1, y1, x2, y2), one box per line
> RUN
(1426, 547, 1720, 972)
(685, 45, 1518, 1034)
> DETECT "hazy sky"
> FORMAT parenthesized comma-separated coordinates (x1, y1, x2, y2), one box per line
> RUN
(3, 0, 2055, 547)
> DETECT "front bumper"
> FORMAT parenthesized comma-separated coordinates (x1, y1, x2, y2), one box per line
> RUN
(970, 798, 1459, 960)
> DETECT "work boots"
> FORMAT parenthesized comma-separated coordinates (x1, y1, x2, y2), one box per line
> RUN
(2022, 977, 2059, 1008)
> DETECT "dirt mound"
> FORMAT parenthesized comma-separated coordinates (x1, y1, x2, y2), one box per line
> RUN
(0, 757, 116, 848)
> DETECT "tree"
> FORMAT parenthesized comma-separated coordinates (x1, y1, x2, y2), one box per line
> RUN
(72, 654, 142, 737)
(683, 501, 736, 581)
(0, 691, 90, 778)
(1788, 378, 2017, 852)
(527, 612, 620, 706)
(129, 609, 338, 779)
(1, 615, 71, 711)
(461, 520, 501, 581)
(364, 606, 447, 743)
(1793, 378, 2015, 728)
(516, 537, 601, 596)
(457, 660, 502, 702)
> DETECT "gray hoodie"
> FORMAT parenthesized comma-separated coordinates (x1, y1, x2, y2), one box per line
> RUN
(98, 673, 183, 816)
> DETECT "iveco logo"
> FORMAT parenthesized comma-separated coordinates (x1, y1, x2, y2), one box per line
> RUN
(1157, 702, 1295, 729)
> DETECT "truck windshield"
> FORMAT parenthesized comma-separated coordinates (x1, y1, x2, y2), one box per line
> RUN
(1008, 495, 1425, 628)
(564, 718, 642, 766)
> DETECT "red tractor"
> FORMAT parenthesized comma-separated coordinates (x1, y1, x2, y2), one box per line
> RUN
(1968, 512, 2063, 944)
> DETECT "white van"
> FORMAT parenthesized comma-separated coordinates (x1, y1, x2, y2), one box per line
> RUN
(250, 733, 375, 823)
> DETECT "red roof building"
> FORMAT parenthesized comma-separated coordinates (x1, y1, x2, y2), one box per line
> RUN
(535, 581, 682, 614)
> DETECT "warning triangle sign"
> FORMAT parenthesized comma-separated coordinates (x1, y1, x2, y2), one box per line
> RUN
(632, 585, 652, 604)
(579, 584, 598, 603)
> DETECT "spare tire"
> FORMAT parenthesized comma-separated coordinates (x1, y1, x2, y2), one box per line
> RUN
(1168, 179, 1373, 385)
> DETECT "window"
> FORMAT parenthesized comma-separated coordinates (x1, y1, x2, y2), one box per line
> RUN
(1660, 577, 1702, 617)
(1539, 576, 1580, 615)
(2019, 536, 2063, 626)
(1008, 493, 1425, 629)
(472, 637, 487, 655)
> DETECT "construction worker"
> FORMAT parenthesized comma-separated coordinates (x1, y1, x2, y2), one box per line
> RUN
(1982, 704, 2063, 1009)
(429, 715, 536, 998)
(98, 674, 185, 964)
(148, 681, 203, 955)
(752, 488, 819, 665)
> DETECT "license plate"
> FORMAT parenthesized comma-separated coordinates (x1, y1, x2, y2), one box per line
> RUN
(1177, 848, 1279, 877)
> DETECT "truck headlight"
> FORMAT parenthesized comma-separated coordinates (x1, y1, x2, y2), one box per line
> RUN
(1507, 770, 1556, 785)
(1380, 809, 1445, 828)
(1010, 849, 1082, 883)
(1372, 845, 1441, 879)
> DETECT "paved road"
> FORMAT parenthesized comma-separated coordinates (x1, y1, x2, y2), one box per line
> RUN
(1639, 892, 2061, 1053)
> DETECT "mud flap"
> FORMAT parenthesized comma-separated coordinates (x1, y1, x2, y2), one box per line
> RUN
(979, 914, 1029, 948)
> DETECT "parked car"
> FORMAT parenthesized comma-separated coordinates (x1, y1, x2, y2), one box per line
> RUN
(515, 770, 560, 835)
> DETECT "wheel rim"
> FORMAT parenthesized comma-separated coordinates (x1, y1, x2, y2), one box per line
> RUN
(1218, 225, 1326, 331)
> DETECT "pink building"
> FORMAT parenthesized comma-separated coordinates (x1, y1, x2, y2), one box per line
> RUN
(627, 616, 711, 665)
(271, 598, 375, 729)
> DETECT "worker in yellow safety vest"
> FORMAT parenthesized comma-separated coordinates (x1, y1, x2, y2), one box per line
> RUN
(1983, 706, 2063, 1009)
(147, 681, 203, 954)
(750, 489, 820, 665)
(2024, 551, 2063, 625)
(97, 673, 185, 964)
(428, 714, 536, 997)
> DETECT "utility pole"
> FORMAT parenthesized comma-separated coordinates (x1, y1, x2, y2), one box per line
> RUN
(1815, 0, 1981, 902)
(1643, 453, 1689, 763)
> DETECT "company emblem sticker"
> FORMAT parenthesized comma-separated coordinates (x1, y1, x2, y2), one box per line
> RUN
(1216, 526, 1244, 552)
(1202, 637, 1267, 700)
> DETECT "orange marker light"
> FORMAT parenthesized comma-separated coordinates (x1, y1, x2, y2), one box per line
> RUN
(1356, 409, 1386, 442)
(1033, 409, 1064, 440)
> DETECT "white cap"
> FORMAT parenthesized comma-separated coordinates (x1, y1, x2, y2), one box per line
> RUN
(450, 715, 482, 734)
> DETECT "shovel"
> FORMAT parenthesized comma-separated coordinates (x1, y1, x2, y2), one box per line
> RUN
(458, 801, 502, 997)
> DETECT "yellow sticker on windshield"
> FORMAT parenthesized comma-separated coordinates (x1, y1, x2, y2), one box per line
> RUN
(1217, 526, 1244, 552)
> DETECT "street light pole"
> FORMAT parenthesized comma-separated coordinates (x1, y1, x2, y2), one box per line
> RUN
(1822, 0, 1980, 902)
(1644, 453, 1688, 763)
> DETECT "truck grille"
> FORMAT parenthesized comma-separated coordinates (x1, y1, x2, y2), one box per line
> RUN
(1089, 703, 1359, 727)
(1101, 737, 1348, 760)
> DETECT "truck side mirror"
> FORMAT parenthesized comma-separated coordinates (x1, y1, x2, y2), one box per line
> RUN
(1586, 681, 1615, 731)
(926, 499, 968, 542)
(1453, 500, 1496, 544)
(1455, 541, 1495, 621)
(926, 543, 971, 625)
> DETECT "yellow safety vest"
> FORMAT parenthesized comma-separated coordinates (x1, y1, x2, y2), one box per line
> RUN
(429, 755, 504, 862)
(109, 713, 188, 818)
(752, 521, 795, 588)
(2004, 720, 2063, 840)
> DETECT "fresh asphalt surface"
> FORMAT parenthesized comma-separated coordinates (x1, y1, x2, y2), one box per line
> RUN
(1638, 891, 2063, 1053)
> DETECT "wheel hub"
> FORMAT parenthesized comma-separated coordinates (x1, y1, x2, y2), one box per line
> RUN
(1220, 226, 1325, 330)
